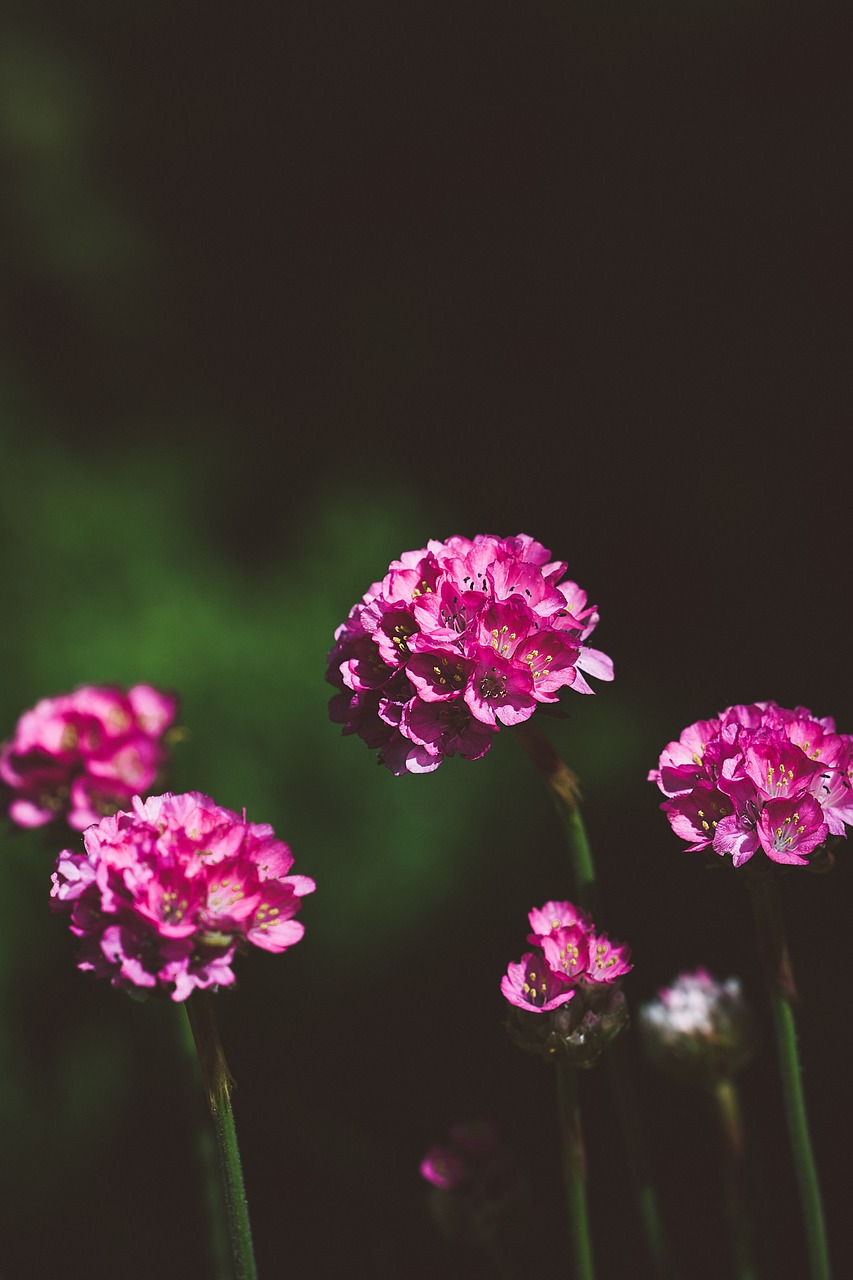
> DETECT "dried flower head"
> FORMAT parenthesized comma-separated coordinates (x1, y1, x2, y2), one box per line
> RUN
(326, 534, 613, 775)
(50, 791, 315, 1001)
(638, 968, 758, 1087)
(1, 684, 178, 831)
(501, 899, 631, 1065)
(649, 701, 853, 869)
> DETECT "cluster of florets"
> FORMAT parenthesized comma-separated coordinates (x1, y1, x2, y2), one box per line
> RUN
(637, 968, 758, 1088)
(326, 533, 613, 776)
(1, 684, 178, 831)
(50, 791, 315, 1002)
(649, 701, 853, 869)
(501, 899, 632, 1064)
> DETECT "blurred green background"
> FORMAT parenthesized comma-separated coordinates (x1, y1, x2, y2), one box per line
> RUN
(2, 2, 851, 1277)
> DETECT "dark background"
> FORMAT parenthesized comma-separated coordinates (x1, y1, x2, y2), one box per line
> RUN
(1, 2, 851, 1277)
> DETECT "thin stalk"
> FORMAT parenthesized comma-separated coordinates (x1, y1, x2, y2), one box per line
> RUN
(556, 1062, 595, 1280)
(186, 992, 258, 1280)
(748, 876, 832, 1280)
(175, 1005, 232, 1280)
(712, 1077, 759, 1280)
(512, 721, 682, 1280)
(512, 721, 596, 914)
(604, 1037, 682, 1280)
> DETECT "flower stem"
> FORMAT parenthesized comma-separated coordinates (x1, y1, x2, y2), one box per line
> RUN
(512, 721, 682, 1280)
(712, 1078, 759, 1280)
(556, 1062, 595, 1280)
(511, 722, 597, 914)
(604, 1037, 682, 1280)
(748, 876, 832, 1280)
(185, 992, 258, 1280)
(175, 1005, 232, 1280)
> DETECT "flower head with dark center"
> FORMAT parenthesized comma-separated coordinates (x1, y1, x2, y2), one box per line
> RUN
(327, 534, 613, 775)
(649, 702, 853, 869)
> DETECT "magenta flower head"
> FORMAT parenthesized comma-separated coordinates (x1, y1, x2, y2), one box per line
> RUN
(326, 533, 613, 775)
(1, 684, 179, 831)
(649, 701, 853, 871)
(50, 791, 315, 1001)
(420, 1120, 536, 1252)
(501, 900, 632, 1065)
(638, 969, 759, 1088)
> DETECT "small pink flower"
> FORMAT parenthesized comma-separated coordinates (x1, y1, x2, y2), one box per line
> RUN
(502, 899, 631, 1063)
(50, 791, 315, 1001)
(650, 702, 853, 869)
(420, 1120, 534, 1252)
(501, 952, 577, 1013)
(326, 534, 613, 775)
(1, 684, 178, 831)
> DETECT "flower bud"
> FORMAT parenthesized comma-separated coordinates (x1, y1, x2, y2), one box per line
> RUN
(505, 982, 630, 1066)
(638, 969, 758, 1088)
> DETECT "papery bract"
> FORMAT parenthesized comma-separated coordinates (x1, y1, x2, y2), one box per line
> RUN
(51, 791, 315, 1001)
(326, 533, 613, 775)
(649, 701, 853, 869)
(1, 684, 178, 830)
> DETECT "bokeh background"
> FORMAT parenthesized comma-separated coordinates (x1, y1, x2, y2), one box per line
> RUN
(1, 2, 851, 1277)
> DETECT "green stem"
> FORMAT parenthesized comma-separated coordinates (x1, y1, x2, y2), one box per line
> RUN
(185, 992, 258, 1280)
(513, 721, 681, 1280)
(511, 722, 596, 914)
(556, 1062, 595, 1280)
(748, 876, 832, 1280)
(712, 1078, 759, 1280)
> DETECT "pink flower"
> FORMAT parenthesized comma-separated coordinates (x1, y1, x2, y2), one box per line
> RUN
(420, 1121, 535, 1251)
(50, 791, 315, 1001)
(326, 534, 613, 775)
(502, 899, 631, 1063)
(420, 1120, 505, 1192)
(1, 684, 179, 831)
(649, 702, 853, 869)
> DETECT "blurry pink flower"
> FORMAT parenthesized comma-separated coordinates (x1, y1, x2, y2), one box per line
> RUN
(649, 702, 853, 869)
(1, 684, 178, 830)
(502, 899, 631, 1063)
(50, 791, 314, 1001)
(326, 533, 613, 775)
(420, 1120, 536, 1251)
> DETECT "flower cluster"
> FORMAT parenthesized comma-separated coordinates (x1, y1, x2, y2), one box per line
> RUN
(326, 533, 613, 775)
(501, 899, 632, 1064)
(50, 791, 315, 1001)
(638, 968, 758, 1088)
(649, 701, 853, 869)
(1, 684, 178, 831)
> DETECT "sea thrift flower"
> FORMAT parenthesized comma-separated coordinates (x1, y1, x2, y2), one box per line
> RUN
(50, 791, 315, 1001)
(638, 969, 758, 1088)
(326, 533, 613, 775)
(501, 899, 631, 1064)
(420, 1121, 536, 1251)
(649, 701, 853, 869)
(1, 684, 178, 830)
